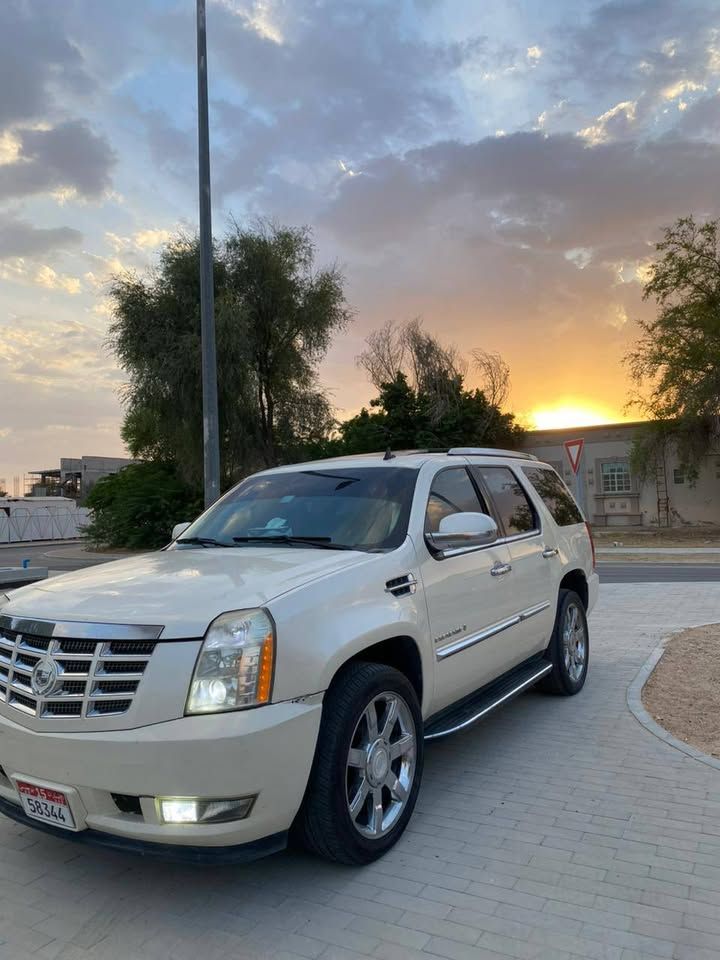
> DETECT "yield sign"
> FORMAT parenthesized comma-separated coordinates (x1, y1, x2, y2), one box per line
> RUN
(564, 438, 584, 475)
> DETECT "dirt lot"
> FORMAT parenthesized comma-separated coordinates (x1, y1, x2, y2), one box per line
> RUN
(642, 624, 720, 759)
(593, 526, 720, 547)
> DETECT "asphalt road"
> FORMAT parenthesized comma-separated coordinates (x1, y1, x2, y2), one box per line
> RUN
(0, 542, 110, 572)
(597, 561, 720, 582)
(3, 542, 720, 583)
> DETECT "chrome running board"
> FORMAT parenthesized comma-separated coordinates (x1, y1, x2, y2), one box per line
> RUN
(424, 657, 552, 741)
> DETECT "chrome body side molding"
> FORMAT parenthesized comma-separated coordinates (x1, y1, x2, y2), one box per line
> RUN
(435, 601, 550, 660)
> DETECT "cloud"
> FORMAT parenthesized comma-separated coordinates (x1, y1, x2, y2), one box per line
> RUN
(0, 316, 120, 392)
(526, 45, 543, 64)
(0, 1, 91, 128)
(133, 228, 173, 249)
(578, 101, 637, 145)
(0, 215, 82, 259)
(214, 0, 287, 44)
(0, 120, 115, 201)
(661, 79, 706, 101)
(157, 0, 485, 199)
(0, 257, 83, 296)
(321, 130, 720, 254)
(2, 0, 720, 478)
(314, 121, 719, 417)
(132, 105, 195, 180)
(552, 0, 720, 124)
(675, 92, 720, 135)
(105, 228, 174, 254)
(33, 265, 82, 296)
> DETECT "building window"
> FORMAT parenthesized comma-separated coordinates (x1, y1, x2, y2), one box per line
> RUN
(673, 468, 685, 485)
(601, 461, 632, 494)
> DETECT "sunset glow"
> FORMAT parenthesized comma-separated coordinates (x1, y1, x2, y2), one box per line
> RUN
(529, 405, 619, 431)
(0, 0, 716, 483)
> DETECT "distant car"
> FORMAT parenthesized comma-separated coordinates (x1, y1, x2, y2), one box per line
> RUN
(0, 448, 597, 864)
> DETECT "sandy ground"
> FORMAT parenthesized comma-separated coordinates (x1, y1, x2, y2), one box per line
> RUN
(593, 526, 720, 547)
(593, 525, 720, 547)
(642, 624, 720, 759)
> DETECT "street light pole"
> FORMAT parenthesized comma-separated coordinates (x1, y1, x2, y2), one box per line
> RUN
(196, 0, 221, 508)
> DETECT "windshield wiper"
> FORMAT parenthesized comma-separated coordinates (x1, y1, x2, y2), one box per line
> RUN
(232, 535, 355, 551)
(177, 536, 230, 548)
(302, 470, 361, 490)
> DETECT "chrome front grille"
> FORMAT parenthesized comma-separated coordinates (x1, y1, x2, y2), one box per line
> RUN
(0, 618, 161, 720)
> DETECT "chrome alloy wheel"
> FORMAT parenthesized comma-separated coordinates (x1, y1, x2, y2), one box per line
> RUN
(346, 692, 417, 839)
(563, 602, 587, 683)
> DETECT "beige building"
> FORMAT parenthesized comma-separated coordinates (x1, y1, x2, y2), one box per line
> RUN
(523, 422, 720, 528)
(25, 456, 134, 502)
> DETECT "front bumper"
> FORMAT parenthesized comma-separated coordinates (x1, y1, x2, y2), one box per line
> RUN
(0, 699, 322, 855)
(0, 795, 288, 863)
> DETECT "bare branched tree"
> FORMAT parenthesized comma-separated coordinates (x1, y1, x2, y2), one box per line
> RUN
(357, 318, 467, 424)
(472, 349, 510, 409)
(471, 349, 511, 437)
(357, 321, 406, 390)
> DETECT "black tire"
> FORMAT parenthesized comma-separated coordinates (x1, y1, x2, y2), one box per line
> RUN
(539, 588, 589, 695)
(294, 661, 424, 865)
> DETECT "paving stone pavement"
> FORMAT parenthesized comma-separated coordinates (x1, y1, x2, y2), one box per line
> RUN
(0, 583, 719, 960)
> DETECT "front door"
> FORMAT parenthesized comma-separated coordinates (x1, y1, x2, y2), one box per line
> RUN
(418, 465, 520, 713)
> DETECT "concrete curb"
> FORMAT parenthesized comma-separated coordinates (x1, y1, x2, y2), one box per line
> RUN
(627, 631, 720, 772)
(598, 546, 720, 555)
(0, 539, 82, 550)
(0, 567, 48, 589)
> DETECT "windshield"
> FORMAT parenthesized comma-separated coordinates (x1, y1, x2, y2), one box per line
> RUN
(177, 467, 419, 552)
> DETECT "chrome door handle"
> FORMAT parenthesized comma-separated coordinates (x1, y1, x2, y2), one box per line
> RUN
(491, 562, 512, 577)
(542, 547, 559, 559)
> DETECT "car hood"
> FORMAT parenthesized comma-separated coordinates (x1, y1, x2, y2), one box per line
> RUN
(4, 547, 372, 638)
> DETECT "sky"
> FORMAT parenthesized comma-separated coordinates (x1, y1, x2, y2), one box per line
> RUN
(1, 0, 720, 487)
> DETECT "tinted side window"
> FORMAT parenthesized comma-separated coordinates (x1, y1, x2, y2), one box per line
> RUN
(425, 468, 486, 533)
(472, 466, 538, 536)
(523, 467, 583, 526)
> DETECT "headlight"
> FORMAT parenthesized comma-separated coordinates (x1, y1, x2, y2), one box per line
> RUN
(186, 608, 275, 714)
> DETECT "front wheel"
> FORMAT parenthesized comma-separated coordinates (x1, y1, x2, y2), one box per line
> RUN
(295, 661, 423, 864)
(539, 589, 589, 695)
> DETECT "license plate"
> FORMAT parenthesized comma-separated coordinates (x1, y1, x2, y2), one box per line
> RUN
(16, 781, 77, 831)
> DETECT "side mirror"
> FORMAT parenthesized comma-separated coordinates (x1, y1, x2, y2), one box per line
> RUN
(426, 512, 498, 554)
(172, 522, 191, 541)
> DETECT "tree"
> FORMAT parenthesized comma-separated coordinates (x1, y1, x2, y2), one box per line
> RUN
(83, 463, 202, 550)
(224, 221, 351, 465)
(108, 221, 350, 488)
(338, 320, 524, 454)
(626, 216, 720, 478)
(358, 318, 465, 424)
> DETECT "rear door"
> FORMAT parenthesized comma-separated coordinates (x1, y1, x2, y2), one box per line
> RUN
(470, 464, 556, 662)
(418, 464, 518, 712)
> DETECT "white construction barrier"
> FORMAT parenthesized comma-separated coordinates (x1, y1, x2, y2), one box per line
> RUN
(0, 498, 91, 543)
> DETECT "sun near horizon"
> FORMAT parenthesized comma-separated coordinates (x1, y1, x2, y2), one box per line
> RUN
(528, 402, 634, 431)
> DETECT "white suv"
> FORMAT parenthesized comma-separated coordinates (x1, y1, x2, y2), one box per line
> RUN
(0, 449, 597, 864)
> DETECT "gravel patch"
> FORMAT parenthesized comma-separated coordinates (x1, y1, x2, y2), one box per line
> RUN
(642, 624, 720, 759)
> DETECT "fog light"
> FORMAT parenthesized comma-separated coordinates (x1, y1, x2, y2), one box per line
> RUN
(157, 796, 255, 824)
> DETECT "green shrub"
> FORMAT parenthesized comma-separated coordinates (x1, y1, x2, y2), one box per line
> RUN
(84, 462, 203, 550)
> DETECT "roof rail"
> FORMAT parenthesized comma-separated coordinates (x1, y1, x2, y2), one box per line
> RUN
(447, 447, 538, 461)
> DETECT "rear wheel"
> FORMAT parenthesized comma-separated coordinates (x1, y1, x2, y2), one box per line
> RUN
(295, 661, 423, 864)
(539, 589, 589, 695)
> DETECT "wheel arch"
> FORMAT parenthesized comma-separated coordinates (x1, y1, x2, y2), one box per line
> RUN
(559, 568, 589, 610)
(332, 635, 424, 710)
